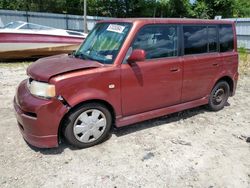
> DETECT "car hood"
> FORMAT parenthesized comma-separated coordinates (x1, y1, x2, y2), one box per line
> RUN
(27, 54, 103, 82)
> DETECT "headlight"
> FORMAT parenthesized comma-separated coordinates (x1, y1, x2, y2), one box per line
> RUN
(27, 80, 56, 98)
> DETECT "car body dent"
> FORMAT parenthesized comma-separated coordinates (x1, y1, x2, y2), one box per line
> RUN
(50, 66, 122, 118)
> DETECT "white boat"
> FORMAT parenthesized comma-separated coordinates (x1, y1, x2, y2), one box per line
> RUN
(0, 21, 87, 60)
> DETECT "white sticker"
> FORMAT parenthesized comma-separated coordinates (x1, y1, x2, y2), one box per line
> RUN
(107, 24, 125, 33)
(105, 55, 113, 60)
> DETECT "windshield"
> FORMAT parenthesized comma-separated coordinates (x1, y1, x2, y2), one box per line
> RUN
(75, 22, 131, 64)
(20, 23, 54, 30)
(3, 21, 24, 29)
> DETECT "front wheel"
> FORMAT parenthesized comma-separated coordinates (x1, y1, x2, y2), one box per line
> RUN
(63, 103, 112, 148)
(207, 81, 230, 111)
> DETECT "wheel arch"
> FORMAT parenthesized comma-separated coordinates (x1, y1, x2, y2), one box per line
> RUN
(214, 76, 234, 95)
(57, 99, 116, 144)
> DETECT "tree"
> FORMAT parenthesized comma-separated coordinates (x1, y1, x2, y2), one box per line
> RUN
(193, 0, 210, 18)
(203, 0, 235, 18)
(1, 0, 249, 19)
(233, 0, 250, 17)
(168, 0, 193, 18)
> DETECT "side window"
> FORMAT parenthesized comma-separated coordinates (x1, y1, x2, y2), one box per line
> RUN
(208, 26, 218, 52)
(183, 26, 207, 55)
(132, 25, 178, 59)
(20, 24, 29, 29)
(219, 24, 234, 52)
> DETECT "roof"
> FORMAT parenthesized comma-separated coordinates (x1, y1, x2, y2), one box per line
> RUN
(99, 18, 234, 25)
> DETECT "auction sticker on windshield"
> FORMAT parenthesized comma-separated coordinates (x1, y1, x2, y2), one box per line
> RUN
(107, 24, 125, 33)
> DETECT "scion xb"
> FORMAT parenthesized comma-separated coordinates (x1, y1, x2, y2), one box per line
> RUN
(14, 18, 238, 148)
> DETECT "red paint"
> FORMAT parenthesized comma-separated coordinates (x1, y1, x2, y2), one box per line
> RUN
(121, 57, 183, 116)
(14, 80, 68, 148)
(127, 49, 146, 63)
(14, 18, 239, 148)
(27, 54, 103, 82)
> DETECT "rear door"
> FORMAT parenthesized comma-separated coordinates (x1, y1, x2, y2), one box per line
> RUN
(121, 24, 183, 116)
(181, 25, 222, 103)
(219, 24, 238, 76)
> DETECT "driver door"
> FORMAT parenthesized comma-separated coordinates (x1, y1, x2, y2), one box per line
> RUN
(121, 24, 183, 117)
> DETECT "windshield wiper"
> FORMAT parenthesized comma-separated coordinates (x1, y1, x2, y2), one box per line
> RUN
(74, 52, 99, 62)
(74, 52, 89, 60)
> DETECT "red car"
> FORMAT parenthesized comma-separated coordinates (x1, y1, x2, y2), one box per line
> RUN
(14, 18, 239, 148)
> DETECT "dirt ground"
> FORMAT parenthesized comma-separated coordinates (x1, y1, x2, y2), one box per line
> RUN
(0, 63, 249, 188)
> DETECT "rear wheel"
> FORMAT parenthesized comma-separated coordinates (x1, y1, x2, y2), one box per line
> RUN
(207, 81, 230, 111)
(63, 103, 112, 148)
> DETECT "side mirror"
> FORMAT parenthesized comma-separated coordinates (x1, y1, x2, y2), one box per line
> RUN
(127, 49, 146, 64)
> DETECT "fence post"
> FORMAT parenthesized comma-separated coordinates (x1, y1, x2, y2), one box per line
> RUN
(83, 0, 87, 33)
(25, 11, 29, 23)
(65, 14, 68, 30)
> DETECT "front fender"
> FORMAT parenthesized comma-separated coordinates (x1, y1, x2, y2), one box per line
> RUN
(50, 67, 122, 118)
(63, 88, 111, 107)
(55, 84, 122, 119)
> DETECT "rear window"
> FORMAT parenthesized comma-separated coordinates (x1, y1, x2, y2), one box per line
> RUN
(219, 24, 234, 52)
(183, 26, 207, 55)
(208, 26, 218, 52)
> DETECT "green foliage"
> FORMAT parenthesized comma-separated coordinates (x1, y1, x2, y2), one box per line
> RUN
(238, 47, 250, 76)
(0, 0, 249, 18)
(205, 0, 235, 18)
(0, 0, 190, 17)
(168, 0, 193, 18)
(238, 47, 247, 55)
(192, 0, 250, 19)
(233, 0, 250, 17)
(193, 1, 210, 18)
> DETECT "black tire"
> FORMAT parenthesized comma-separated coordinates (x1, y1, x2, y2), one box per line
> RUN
(207, 81, 230, 111)
(63, 103, 112, 148)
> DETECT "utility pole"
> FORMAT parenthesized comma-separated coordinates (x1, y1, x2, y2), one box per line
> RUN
(84, 0, 87, 33)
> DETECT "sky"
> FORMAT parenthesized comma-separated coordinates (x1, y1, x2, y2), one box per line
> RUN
(190, 0, 196, 4)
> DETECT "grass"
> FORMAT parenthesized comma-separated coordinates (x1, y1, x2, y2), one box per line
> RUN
(238, 47, 250, 76)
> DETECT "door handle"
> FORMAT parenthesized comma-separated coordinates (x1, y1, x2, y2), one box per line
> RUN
(212, 63, 219, 67)
(170, 67, 179, 72)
